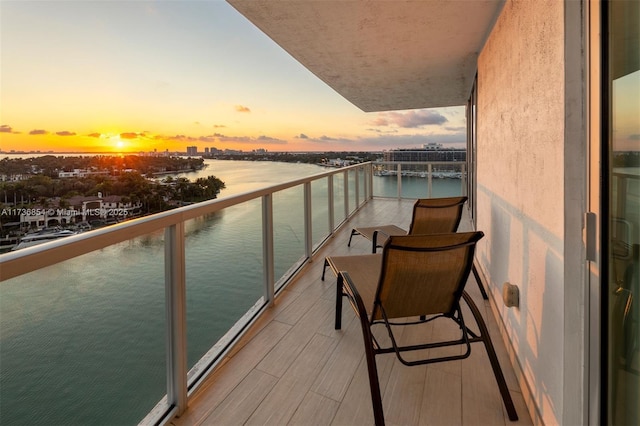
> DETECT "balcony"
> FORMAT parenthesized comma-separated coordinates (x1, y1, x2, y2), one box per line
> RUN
(168, 200, 532, 426)
(0, 162, 532, 425)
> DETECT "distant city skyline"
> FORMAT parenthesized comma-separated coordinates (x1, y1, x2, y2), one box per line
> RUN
(0, 1, 467, 154)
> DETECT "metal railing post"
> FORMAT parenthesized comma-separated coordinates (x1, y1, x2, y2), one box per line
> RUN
(396, 163, 402, 199)
(303, 182, 312, 259)
(165, 223, 187, 415)
(355, 167, 360, 208)
(461, 163, 467, 196)
(428, 163, 433, 198)
(262, 194, 275, 305)
(328, 174, 335, 233)
(343, 170, 349, 219)
(367, 163, 373, 200)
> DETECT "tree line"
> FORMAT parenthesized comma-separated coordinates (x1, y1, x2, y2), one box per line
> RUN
(2, 172, 224, 206)
(0, 155, 205, 179)
(1, 171, 225, 227)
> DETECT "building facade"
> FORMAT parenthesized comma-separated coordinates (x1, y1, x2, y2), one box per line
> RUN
(382, 148, 466, 163)
(19, 194, 142, 228)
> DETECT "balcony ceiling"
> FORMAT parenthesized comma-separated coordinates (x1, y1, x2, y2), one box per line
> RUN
(227, 0, 503, 112)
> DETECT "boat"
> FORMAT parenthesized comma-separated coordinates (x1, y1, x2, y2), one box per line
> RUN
(12, 229, 78, 251)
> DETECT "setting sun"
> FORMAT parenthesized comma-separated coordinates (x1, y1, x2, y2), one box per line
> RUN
(106, 134, 127, 151)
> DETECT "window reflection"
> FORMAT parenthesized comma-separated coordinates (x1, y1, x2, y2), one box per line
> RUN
(607, 1, 639, 424)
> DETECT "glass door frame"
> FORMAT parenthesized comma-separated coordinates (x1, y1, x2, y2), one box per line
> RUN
(587, 1, 603, 423)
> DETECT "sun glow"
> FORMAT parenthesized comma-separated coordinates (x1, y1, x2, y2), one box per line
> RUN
(107, 135, 127, 151)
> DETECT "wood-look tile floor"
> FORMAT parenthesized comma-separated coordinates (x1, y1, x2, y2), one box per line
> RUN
(170, 198, 533, 426)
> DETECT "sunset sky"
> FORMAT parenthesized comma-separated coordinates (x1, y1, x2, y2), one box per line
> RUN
(0, 1, 467, 154)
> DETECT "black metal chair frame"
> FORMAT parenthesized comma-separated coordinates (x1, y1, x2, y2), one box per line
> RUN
(329, 235, 518, 426)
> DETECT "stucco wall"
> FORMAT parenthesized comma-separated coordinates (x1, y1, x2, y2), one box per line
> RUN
(476, 1, 565, 424)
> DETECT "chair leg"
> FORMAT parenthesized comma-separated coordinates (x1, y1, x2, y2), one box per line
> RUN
(472, 264, 489, 300)
(462, 292, 518, 421)
(361, 320, 385, 426)
(372, 231, 379, 253)
(347, 229, 358, 247)
(322, 258, 329, 281)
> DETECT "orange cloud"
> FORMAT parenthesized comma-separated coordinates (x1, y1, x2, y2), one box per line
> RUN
(235, 105, 251, 113)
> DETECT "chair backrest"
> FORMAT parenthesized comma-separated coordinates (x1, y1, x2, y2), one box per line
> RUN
(408, 196, 468, 235)
(371, 231, 483, 321)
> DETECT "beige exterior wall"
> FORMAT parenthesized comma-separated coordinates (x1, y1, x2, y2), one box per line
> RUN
(476, 1, 574, 424)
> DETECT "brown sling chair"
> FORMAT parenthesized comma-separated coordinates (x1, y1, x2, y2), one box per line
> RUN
(324, 196, 488, 299)
(324, 232, 518, 425)
(347, 196, 468, 253)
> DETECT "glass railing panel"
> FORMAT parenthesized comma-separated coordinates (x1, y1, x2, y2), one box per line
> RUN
(358, 165, 367, 205)
(184, 202, 264, 371)
(373, 168, 401, 198)
(0, 234, 166, 425)
(311, 178, 330, 247)
(347, 169, 358, 215)
(372, 162, 465, 199)
(398, 163, 430, 198)
(430, 164, 465, 198)
(273, 186, 306, 286)
(400, 173, 430, 198)
(332, 172, 347, 226)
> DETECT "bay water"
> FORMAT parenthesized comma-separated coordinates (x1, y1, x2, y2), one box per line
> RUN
(0, 159, 463, 425)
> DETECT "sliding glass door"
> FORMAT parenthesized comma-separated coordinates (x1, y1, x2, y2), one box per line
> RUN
(602, 1, 639, 424)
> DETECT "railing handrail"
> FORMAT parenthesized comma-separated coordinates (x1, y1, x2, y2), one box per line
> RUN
(373, 160, 466, 165)
(0, 162, 367, 282)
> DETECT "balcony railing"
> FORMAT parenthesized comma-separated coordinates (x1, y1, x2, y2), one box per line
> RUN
(372, 161, 466, 199)
(0, 160, 467, 425)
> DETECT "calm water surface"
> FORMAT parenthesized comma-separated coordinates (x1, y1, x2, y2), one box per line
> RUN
(0, 159, 463, 425)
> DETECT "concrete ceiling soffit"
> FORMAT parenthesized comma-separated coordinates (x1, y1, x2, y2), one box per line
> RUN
(228, 0, 503, 112)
